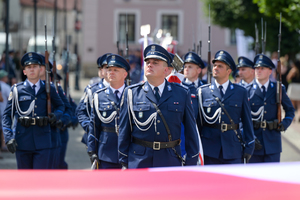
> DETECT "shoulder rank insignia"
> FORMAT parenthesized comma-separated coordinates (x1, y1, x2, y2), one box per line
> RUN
(253, 84, 257, 89)
(99, 83, 103, 88)
(271, 82, 274, 88)
(105, 89, 110, 94)
(230, 84, 234, 89)
(143, 85, 149, 92)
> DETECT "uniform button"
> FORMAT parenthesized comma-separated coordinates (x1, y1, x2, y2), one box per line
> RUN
(157, 120, 160, 123)
(157, 132, 160, 135)
(252, 103, 255, 105)
(212, 102, 214, 105)
(134, 151, 136, 154)
(264, 102, 267, 105)
(35, 97, 37, 100)
(104, 108, 106, 110)
(264, 111, 267, 114)
(222, 104, 224, 106)
(34, 113, 37, 116)
(235, 104, 237, 107)
(263, 129, 265, 131)
(23, 98, 25, 100)
(140, 108, 142, 110)
(176, 109, 178, 111)
(222, 112, 224, 115)
(35, 105, 37, 108)
(99, 140, 101, 143)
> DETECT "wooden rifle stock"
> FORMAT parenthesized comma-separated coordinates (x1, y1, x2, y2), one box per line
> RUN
(52, 37, 59, 91)
(45, 25, 51, 116)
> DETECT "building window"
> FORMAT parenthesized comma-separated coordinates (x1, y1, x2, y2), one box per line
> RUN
(161, 15, 178, 41)
(118, 14, 135, 43)
(230, 29, 236, 45)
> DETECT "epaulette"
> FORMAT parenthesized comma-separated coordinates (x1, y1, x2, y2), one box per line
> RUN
(15, 82, 24, 87)
(89, 82, 99, 89)
(170, 82, 188, 90)
(127, 82, 144, 89)
(94, 86, 108, 94)
(199, 83, 210, 89)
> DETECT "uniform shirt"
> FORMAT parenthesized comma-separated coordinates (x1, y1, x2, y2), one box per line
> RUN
(214, 79, 229, 95)
(27, 80, 41, 94)
(110, 84, 125, 99)
(148, 81, 166, 97)
(241, 79, 254, 88)
(256, 79, 270, 93)
(184, 78, 200, 88)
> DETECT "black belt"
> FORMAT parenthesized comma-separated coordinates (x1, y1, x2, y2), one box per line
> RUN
(253, 120, 278, 130)
(132, 137, 181, 150)
(101, 126, 117, 133)
(204, 123, 239, 132)
(18, 116, 48, 127)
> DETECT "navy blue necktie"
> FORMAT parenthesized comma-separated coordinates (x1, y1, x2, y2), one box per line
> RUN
(114, 90, 120, 103)
(219, 85, 224, 98)
(154, 87, 160, 101)
(262, 86, 266, 98)
(32, 84, 36, 95)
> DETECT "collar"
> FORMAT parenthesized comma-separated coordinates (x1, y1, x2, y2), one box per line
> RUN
(256, 79, 269, 91)
(241, 79, 254, 87)
(27, 79, 41, 88)
(215, 79, 229, 92)
(185, 78, 199, 87)
(110, 84, 125, 95)
(103, 79, 110, 87)
(148, 80, 166, 96)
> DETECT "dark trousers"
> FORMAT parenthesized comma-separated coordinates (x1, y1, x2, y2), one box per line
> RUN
(249, 153, 280, 163)
(16, 149, 51, 169)
(204, 149, 243, 165)
(58, 141, 68, 169)
(49, 147, 60, 169)
(98, 160, 122, 169)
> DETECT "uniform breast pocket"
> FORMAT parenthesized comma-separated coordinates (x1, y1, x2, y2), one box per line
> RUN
(202, 100, 218, 115)
(250, 100, 263, 110)
(133, 104, 150, 119)
(18, 95, 32, 107)
(99, 103, 114, 117)
(229, 101, 242, 108)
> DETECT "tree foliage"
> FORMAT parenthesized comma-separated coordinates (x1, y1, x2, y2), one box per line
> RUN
(202, 0, 300, 57)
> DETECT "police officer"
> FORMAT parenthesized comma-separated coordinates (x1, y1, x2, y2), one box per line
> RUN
(237, 56, 255, 88)
(248, 54, 295, 163)
(88, 54, 129, 169)
(197, 50, 255, 164)
(76, 53, 111, 145)
(118, 44, 200, 169)
(39, 54, 71, 169)
(182, 52, 205, 118)
(2, 52, 65, 169)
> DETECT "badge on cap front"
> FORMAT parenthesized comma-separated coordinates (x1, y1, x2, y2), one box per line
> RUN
(28, 53, 32, 57)
(151, 45, 155, 51)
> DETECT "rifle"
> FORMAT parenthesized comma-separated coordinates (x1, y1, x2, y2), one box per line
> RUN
(255, 23, 259, 55)
(261, 18, 264, 54)
(199, 40, 202, 57)
(52, 36, 58, 91)
(44, 25, 51, 116)
(116, 20, 120, 55)
(64, 36, 70, 100)
(207, 4, 212, 84)
(125, 14, 131, 86)
(277, 13, 282, 123)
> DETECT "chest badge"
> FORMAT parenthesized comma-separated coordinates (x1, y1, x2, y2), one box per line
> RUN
(138, 112, 143, 118)
(207, 107, 211, 113)
(102, 111, 107, 117)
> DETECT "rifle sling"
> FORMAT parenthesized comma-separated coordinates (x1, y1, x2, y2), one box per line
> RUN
(213, 95, 245, 146)
(149, 101, 185, 164)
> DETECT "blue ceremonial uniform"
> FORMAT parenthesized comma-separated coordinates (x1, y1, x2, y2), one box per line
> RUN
(76, 80, 107, 145)
(248, 82, 295, 162)
(118, 80, 200, 168)
(56, 84, 73, 169)
(197, 81, 255, 163)
(2, 80, 65, 169)
(87, 87, 122, 169)
(182, 78, 204, 118)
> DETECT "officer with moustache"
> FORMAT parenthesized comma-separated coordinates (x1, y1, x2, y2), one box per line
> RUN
(88, 54, 129, 169)
(197, 50, 255, 164)
(237, 56, 255, 88)
(2, 52, 64, 169)
(248, 54, 295, 163)
(118, 44, 200, 169)
(76, 53, 111, 145)
(182, 52, 205, 118)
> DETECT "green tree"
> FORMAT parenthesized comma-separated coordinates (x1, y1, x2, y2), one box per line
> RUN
(202, 0, 300, 58)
